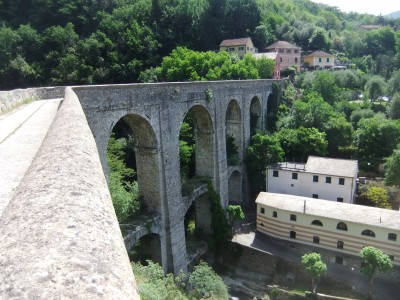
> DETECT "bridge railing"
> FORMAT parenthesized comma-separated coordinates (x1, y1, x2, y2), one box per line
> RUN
(0, 87, 139, 299)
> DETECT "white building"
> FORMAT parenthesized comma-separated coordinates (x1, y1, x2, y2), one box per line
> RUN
(256, 192, 400, 266)
(267, 156, 358, 203)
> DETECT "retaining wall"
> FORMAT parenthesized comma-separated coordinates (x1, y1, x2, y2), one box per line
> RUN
(0, 86, 65, 113)
(0, 87, 139, 299)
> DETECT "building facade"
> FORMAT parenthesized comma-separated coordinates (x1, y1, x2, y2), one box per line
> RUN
(265, 41, 301, 72)
(219, 38, 258, 59)
(256, 192, 400, 266)
(304, 51, 335, 69)
(267, 156, 358, 204)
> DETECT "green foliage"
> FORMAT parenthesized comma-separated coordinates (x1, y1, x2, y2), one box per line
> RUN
(140, 47, 275, 82)
(301, 252, 327, 293)
(387, 93, 400, 120)
(226, 135, 239, 166)
(107, 135, 139, 222)
(227, 205, 245, 221)
(312, 71, 338, 105)
(385, 150, 400, 186)
(325, 116, 353, 156)
(188, 261, 229, 300)
(246, 133, 284, 193)
(204, 179, 230, 255)
(179, 118, 196, 182)
(365, 187, 391, 209)
(276, 127, 328, 162)
(132, 261, 187, 300)
(365, 76, 387, 101)
(354, 115, 400, 168)
(360, 246, 393, 300)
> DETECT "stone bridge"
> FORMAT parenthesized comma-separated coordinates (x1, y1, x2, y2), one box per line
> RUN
(0, 79, 281, 299)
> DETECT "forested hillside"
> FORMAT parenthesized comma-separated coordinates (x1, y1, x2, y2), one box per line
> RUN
(1, 0, 399, 89)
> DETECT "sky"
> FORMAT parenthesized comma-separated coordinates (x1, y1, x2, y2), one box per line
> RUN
(310, 0, 399, 16)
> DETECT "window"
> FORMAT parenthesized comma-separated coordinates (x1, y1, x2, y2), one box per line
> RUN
(337, 241, 344, 249)
(279, 49, 284, 53)
(273, 170, 279, 177)
(273, 211, 277, 218)
(389, 255, 394, 261)
(292, 173, 298, 180)
(229, 47, 235, 51)
(260, 207, 265, 214)
(313, 236, 320, 244)
(290, 231, 296, 239)
(337, 197, 343, 202)
(294, 49, 298, 53)
(339, 178, 345, 185)
(280, 57, 283, 62)
(337, 222, 348, 231)
(388, 233, 397, 241)
(327, 57, 330, 62)
(318, 57, 322, 62)
(335, 256, 343, 264)
(239, 46, 244, 50)
(312, 194, 318, 199)
(260, 223, 265, 227)
(361, 229, 376, 237)
(313, 175, 319, 182)
(286, 49, 291, 53)
(247, 46, 249, 50)
(295, 57, 298, 63)
(287, 58, 290, 63)
(290, 214, 297, 221)
(311, 220, 323, 226)
(326, 177, 331, 184)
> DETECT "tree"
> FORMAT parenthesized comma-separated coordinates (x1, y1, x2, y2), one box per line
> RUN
(308, 27, 332, 51)
(387, 93, 400, 119)
(360, 246, 393, 300)
(387, 70, 400, 97)
(326, 116, 353, 157)
(107, 135, 139, 222)
(365, 187, 391, 209)
(246, 133, 284, 193)
(312, 71, 338, 105)
(301, 252, 327, 293)
(385, 150, 400, 186)
(354, 115, 400, 168)
(131, 260, 187, 300)
(188, 261, 229, 300)
(227, 205, 245, 237)
(364, 76, 387, 101)
(276, 127, 328, 162)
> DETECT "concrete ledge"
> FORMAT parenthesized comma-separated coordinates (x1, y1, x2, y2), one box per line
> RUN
(0, 87, 139, 299)
(0, 86, 65, 113)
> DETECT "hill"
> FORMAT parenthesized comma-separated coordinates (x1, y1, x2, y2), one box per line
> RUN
(386, 10, 400, 19)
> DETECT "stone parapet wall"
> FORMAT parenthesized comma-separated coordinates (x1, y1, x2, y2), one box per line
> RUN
(0, 86, 65, 113)
(0, 87, 139, 299)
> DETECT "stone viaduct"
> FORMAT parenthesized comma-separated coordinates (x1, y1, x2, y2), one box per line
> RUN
(0, 79, 280, 299)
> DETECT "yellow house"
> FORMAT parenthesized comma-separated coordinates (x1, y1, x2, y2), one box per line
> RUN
(219, 38, 258, 59)
(304, 51, 335, 69)
(256, 192, 400, 266)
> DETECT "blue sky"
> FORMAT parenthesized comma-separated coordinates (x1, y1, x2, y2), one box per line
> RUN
(310, 0, 399, 16)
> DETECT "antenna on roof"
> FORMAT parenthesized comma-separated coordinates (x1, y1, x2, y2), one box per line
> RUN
(304, 200, 306, 214)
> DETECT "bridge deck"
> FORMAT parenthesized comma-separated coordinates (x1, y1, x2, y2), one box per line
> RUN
(0, 99, 62, 217)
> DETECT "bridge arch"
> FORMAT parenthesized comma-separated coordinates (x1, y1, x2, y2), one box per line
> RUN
(226, 99, 243, 165)
(250, 96, 261, 136)
(130, 233, 162, 266)
(109, 113, 161, 213)
(180, 104, 215, 179)
(228, 170, 242, 204)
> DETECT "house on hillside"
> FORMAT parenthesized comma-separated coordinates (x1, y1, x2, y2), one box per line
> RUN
(256, 192, 400, 267)
(304, 51, 335, 69)
(265, 41, 301, 72)
(219, 37, 258, 59)
(253, 52, 281, 79)
(267, 156, 358, 204)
